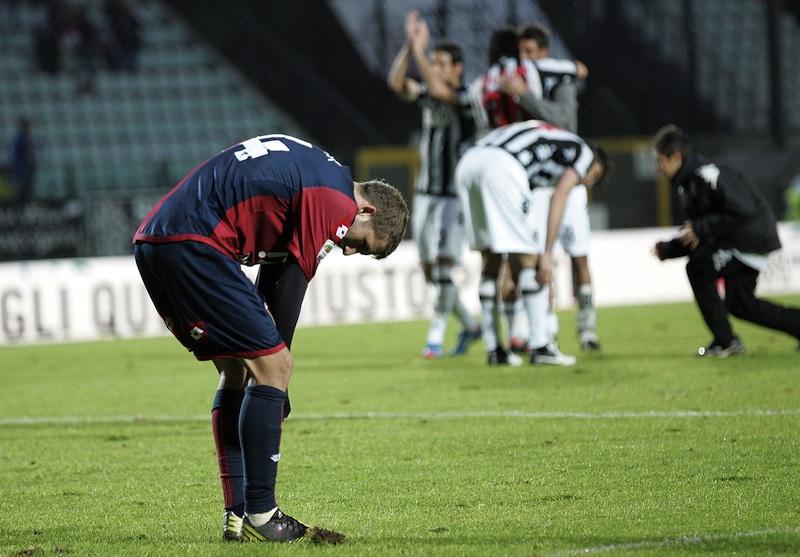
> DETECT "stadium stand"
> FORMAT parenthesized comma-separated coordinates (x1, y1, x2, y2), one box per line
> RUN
(539, 0, 800, 136)
(0, 0, 302, 200)
(330, 0, 575, 84)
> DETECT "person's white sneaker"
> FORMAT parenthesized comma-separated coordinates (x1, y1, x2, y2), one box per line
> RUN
(530, 343, 577, 366)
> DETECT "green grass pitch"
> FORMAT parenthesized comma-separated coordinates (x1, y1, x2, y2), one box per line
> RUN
(1, 297, 799, 556)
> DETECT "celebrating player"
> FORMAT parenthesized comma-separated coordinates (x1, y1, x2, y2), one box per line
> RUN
(133, 133, 408, 543)
(455, 120, 606, 366)
(652, 125, 800, 356)
(388, 10, 483, 358)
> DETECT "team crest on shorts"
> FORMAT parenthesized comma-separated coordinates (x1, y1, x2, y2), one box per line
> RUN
(188, 321, 207, 341)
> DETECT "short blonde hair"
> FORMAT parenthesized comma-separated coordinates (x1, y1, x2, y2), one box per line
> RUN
(359, 180, 409, 259)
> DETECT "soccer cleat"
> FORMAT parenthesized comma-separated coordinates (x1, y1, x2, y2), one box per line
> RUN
(509, 336, 529, 354)
(222, 511, 243, 541)
(450, 326, 482, 355)
(487, 346, 523, 366)
(422, 343, 444, 359)
(530, 343, 577, 366)
(697, 337, 745, 358)
(241, 509, 308, 543)
(579, 330, 601, 352)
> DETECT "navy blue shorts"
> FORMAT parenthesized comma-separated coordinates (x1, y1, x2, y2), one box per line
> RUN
(134, 241, 285, 360)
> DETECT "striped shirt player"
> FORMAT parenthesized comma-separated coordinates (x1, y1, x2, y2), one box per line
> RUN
(387, 19, 484, 359)
(455, 120, 606, 364)
(412, 82, 482, 264)
(133, 133, 408, 543)
(459, 120, 596, 255)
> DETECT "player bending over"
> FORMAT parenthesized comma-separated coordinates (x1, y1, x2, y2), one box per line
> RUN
(133, 133, 408, 543)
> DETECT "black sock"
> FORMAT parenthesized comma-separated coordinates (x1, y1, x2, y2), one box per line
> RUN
(239, 385, 287, 514)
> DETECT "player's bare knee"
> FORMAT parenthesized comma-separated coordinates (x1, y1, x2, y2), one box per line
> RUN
(245, 349, 294, 391)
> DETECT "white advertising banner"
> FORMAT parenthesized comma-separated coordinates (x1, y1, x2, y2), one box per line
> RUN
(0, 224, 798, 345)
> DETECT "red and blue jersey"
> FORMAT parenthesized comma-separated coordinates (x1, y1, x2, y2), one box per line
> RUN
(134, 134, 357, 280)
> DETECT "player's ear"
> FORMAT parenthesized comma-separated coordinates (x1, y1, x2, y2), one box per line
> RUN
(358, 202, 377, 215)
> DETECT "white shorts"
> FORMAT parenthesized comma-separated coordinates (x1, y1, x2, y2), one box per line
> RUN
(455, 146, 540, 254)
(411, 193, 465, 264)
(529, 183, 591, 258)
(559, 184, 591, 257)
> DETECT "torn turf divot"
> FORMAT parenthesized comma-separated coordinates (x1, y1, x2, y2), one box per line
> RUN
(307, 526, 345, 544)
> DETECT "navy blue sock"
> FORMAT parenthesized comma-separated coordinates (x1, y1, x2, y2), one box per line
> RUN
(211, 389, 245, 516)
(239, 385, 287, 514)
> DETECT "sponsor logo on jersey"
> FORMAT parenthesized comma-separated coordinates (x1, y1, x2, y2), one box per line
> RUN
(316, 239, 336, 263)
(336, 225, 349, 239)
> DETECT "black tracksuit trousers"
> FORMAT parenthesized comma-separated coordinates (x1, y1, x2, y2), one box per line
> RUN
(686, 249, 800, 345)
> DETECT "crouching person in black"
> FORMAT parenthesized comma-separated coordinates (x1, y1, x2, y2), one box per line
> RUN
(652, 124, 800, 357)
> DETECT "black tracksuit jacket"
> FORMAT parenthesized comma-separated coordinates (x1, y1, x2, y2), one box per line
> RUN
(656, 156, 781, 260)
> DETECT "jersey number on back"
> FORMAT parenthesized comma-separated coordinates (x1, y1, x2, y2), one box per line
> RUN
(234, 134, 312, 162)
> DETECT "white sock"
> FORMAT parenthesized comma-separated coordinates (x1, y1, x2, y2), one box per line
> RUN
(502, 299, 516, 337)
(576, 283, 597, 333)
(519, 268, 549, 350)
(246, 506, 278, 527)
(426, 265, 457, 345)
(478, 275, 498, 351)
(453, 297, 477, 330)
(547, 309, 559, 342)
(511, 299, 528, 340)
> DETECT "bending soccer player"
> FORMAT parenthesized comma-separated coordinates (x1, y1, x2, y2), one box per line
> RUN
(133, 134, 408, 543)
(456, 120, 606, 366)
(388, 10, 483, 358)
(498, 23, 600, 352)
(652, 125, 800, 356)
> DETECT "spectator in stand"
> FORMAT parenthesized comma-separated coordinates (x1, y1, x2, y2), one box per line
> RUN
(9, 117, 37, 205)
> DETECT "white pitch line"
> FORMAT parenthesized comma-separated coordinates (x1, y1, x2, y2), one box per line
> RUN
(1, 408, 800, 427)
(541, 526, 800, 556)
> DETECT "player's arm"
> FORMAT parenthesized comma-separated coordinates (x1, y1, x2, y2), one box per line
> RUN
(387, 12, 422, 101)
(410, 17, 459, 104)
(538, 167, 582, 285)
(256, 258, 309, 350)
(516, 80, 578, 132)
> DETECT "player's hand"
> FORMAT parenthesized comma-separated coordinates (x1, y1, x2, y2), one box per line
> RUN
(678, 221, 699, 250)
(498, 74, 527, 97)
(414, 17, 430, 50)
(537, 253, 554, 285)
(404, 10, 419, 42)
(651, 244, 663, 259)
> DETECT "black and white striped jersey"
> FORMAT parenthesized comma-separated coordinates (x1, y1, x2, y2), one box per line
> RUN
(416, 84, 483, 197)
(532, 57, 578, 100)
(477, 120, 594, 189)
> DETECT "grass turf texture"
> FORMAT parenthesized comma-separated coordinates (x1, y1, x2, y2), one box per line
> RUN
(1, 297, 799, 557)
